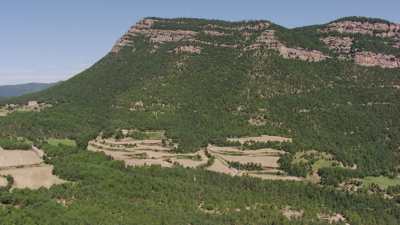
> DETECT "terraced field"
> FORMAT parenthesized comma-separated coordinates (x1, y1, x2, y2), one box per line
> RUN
(0, 146, 65, 189)
(88, 136, 209, 168)
(88, 130, 302, 181)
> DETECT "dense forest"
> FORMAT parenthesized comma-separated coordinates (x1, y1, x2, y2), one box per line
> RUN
(0, 143, 399, 224)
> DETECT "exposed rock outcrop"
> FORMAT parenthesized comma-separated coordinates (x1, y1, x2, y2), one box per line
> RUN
(203, 22, 270, 32)
(321, 36, 353, 54)
(394, 39, 400, 48)
(192, 40, 239, 49)
(112, 19, 197, 53)
(246, 30, 329, 62)
(354, 51, 400, 68)
(112, 18, 399, 69)
(317, 213, 350, 225)
(174, 45, 201, 54)
(204, 30, 226, 36)
(321, 20, 400, 38)
(111, 19, 157, 53)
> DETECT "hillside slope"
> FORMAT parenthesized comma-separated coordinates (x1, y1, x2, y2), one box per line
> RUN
(0, 16, 400, 224)
(1, 18, 400, 175)
(2, 16, 399, 174)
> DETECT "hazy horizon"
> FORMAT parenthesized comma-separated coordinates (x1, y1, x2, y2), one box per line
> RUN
(1, 0, 400, 85)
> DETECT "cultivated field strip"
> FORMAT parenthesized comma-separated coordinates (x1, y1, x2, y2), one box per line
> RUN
(89, 132, 302, 181)
(0, 147, 66, 189)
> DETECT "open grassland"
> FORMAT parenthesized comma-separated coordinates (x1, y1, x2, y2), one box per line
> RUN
(46, 138, 77, 147)
(362, 176, 400, 189)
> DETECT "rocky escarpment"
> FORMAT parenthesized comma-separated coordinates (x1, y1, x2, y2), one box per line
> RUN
(247, 30, 329, 62)
(112, 19, 197, 53)
(112, 18, 400, 68)
(321, 20, 400, 38)
(203, 22, 270, 32)
(112, 18, 262, 53)
(112, 18, 328, 63)
(320, 19, 400, 68)
(321, 36, 353, 54)
(174, 45, 202, 54)
(354, 51, 400, 68)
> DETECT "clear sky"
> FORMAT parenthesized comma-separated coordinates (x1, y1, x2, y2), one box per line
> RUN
(1, 0, 399, 85)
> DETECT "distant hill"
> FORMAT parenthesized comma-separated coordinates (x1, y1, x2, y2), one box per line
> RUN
(0, 82, 56, 98)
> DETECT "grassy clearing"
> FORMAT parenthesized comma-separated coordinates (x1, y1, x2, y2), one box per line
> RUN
(293, 151, 338, 170)
(47, 138, 77, 147)
(312, 159, 337, 171)
(362, 176, 400, 189)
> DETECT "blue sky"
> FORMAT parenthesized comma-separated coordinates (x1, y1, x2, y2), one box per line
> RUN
(1, 0, 399, 85)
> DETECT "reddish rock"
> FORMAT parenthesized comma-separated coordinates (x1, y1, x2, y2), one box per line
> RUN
(321, 36, 353, 54)
(111, 19, 197, 53)
(203, 22, 270, 32)
(354, 51, 400, 68)
(204, 30, 226, 36)
(246, 30, 328, 62)
(394, 39, 400, 48)
(321, 20, 400, 38)
(174, 45, 201, 54)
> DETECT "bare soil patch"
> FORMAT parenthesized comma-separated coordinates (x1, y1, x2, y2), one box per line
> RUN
(227, 135, 292, 144)
(0, 147, 66, 189)
(0, 165, 65, 189)
(206, 158, 239, 176)
(205, 143, 303, 181)
(0, 149, 43, 168)
(0, 176, 7, 187)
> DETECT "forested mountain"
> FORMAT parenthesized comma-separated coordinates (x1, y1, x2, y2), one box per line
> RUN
(0, 16, 399, 224)
(0, 82, 56, 98)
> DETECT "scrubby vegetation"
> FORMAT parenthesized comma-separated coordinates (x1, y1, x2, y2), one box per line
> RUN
(0, 137, 32, 150)
(228, 161, 263, 171)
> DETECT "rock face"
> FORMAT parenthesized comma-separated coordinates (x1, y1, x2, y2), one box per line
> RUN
(394, 40, 400, 48)
(111, 19, 156, 53)
(321, 20, 400, 38)
(203, 22, 270, 32)
(203, 30, 226, 36)
(247, 30, 328, 62)
(321, 36, 353, 54)
(320, 20, 400, 68)
(112, 19, 197, 53)
(174, 45, 201, 54)
(112, 18, 399, 68)
(354, 51, 400, 68)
